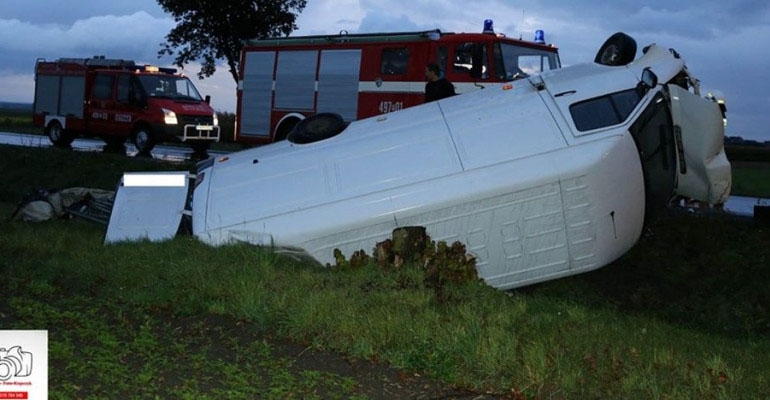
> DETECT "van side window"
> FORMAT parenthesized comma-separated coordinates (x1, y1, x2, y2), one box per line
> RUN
(570, 88, 642, 132)
(380, 48, 409, 75)
(92, 74, 115, 100)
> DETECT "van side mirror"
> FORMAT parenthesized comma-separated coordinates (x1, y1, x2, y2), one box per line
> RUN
(636, 67, 658, 95)
(205, 95, 211, 104)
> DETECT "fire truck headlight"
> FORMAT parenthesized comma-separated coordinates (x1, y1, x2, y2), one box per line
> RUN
(162, 108, 178, 125)
(213, 112, 219, 126)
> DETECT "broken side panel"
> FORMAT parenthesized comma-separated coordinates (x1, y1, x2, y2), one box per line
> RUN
(668, 84, 732, 204)
(105, 172, 190, 244)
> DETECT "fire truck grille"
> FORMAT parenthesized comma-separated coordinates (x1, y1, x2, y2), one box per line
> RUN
(178, 115, 215, 126)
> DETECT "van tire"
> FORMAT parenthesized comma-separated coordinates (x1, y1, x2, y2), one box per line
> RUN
(594, 32, 637, 66)
(47, 120, 74, 147)
(132, 126, 156, 153)
(287, 113, 346, 144)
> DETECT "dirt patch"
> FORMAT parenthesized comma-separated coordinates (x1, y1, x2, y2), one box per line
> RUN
(168, 312, 507, 399)
(0, 290, 509, 399)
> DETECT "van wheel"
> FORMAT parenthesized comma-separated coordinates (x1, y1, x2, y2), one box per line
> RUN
(287, 113, 346, 144)
(47, 121, 74, 147)
(594, 32, 637, 66)
(133, 127, 156, 153)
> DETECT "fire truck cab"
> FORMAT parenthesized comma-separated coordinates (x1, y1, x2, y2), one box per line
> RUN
(33, 57, 220, 153)
(236, 22, 560, 143)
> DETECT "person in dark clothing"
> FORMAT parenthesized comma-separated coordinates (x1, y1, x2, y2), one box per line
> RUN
(424, 63, 456, 103)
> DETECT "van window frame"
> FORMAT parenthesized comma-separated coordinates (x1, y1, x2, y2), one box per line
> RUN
(569, 88, 643, 132)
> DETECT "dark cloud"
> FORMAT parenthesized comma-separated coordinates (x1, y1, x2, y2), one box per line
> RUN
(0, 0, 166, 25)
(0, 12, 174, 71)
(358, 11, 431, 33)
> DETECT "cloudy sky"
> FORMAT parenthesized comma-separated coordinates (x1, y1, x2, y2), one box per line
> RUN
(1, 0, 768, 141)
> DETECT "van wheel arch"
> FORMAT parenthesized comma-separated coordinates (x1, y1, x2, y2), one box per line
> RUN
(287, 113, 347, 144)
(274, 114, 304, 142)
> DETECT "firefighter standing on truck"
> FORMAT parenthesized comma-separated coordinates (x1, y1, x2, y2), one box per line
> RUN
(424, 63, 456, 103)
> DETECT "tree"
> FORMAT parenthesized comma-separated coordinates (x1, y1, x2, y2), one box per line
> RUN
(156, 0, 307, 84)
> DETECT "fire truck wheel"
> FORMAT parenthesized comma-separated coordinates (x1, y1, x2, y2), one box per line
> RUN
(46, 120, 74, 147)
(132, 127, 156, 153)
(594, 32, 637, 66)
(287, 113, 346, 144)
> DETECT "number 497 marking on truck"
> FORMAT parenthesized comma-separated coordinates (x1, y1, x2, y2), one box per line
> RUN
(379, 101, 404, 114)
(234, 21, 561, 144)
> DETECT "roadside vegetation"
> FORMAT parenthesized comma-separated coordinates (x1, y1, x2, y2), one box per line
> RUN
(0, 108, 39, 135)
(2, 143, 770, 399)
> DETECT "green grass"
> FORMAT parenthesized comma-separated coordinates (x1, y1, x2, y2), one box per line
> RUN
(731, 165, 770, 197)
(0, 108, 39, 134)
(8, 288, 366, 399)
(2, 145, 770, 399)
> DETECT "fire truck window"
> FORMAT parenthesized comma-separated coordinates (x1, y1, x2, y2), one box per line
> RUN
(380, 48, 409, 75)
(173, 78, 203, 101)
(498, 43, 560, 80)
(570, 88, 642, 132)
(131, 78, 145, 103)
(519, 56, 546, 75)
(437, 46, 449, 74)
(454, 43, 487, 79)
(492, 44, 505, 80)
(92, 74, 114, 100)
(117, 75, 130, 103)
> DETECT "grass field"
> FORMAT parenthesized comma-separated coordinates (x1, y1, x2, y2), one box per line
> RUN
(2, 144, 770, 399)
(731, 162, 770, 197)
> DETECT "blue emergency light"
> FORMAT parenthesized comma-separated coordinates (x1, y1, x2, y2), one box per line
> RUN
(534, 29, 545, 44)
(483, 19, 495, 34)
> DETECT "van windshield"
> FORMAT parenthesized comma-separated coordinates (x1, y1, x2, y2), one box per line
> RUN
(137, 75, 203, 101)
(495, 43, 560, 80)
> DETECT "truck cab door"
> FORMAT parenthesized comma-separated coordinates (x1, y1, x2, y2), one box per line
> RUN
(113, 74, 142, 136)
(87, 73, 116, 136)
(668, 84, 731, 205)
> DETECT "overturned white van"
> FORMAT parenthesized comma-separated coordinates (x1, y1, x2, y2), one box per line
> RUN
(107, 33, 731, 290)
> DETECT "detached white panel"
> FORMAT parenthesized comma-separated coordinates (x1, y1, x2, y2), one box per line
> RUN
(105, 172, 189, 243)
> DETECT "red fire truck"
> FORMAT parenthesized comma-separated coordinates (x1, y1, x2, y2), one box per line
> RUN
(33, 57, 220, 153)
(235, 21, 561, 144)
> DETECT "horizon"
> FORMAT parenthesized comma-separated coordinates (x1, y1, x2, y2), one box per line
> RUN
(2, 100, 766, 143)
